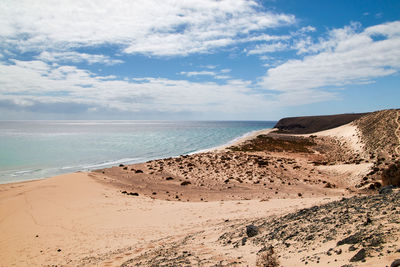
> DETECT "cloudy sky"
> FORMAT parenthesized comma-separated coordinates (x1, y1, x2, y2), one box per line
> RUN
(0, 0, 399, 120)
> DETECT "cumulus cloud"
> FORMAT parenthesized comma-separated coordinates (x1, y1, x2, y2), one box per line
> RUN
(0, 0, 295, 56)
(261, 21, 400, 92)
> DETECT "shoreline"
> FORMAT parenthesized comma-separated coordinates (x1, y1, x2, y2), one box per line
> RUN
(2, 110, 400, 266)
(0, 126, 274, 185)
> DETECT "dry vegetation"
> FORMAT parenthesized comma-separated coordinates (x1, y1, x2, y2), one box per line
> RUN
(382, 161, 400, 186)
(354, 109, 399, 156)
(256, 246, 280, 267)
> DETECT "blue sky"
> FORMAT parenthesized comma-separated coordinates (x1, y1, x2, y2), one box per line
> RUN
(0, 0, 399, 120)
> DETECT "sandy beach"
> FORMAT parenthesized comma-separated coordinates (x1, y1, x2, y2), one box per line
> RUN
(1, 109, 400, 266)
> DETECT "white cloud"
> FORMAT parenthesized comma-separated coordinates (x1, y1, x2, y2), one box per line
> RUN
(261, 21, 400, 92)
(297, 26, 316, 34)
(215, 75, 231, 80)
(0, 0, 295, 56)
(179, 71, 216, 77)
(179, 68, 232, 79)
(0, 59, 331, 118)
(247, 42, 288, 54)
(37, 51, 123, 65)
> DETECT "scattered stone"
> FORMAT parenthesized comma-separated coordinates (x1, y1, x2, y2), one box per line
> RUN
(379, 185, 394, 194)
(180, 181, 191, 186)
(135, 169, 144, 173)
(368, 183, 375, 190)
(391, 259, 400, 267)
(349, 248, 366, 262)
(364, 217, 372, 226)
(165, 177, 174, 180)
(348, 245, 357, 252)
(246, 225, 259, 237)
(337, 233, 362, 246)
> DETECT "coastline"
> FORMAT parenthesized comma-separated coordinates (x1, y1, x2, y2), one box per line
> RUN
(0, 125, 274, 185)
(1, 110, 400, 266)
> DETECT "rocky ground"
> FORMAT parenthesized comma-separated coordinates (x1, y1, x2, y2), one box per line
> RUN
(93, 130, 370, 202)
(89, 109, 400, 266)
(118, 190, 400, 266)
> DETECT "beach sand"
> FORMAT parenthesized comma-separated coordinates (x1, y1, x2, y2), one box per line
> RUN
(0, 172, 339, 266)
(1, 110, 400, 266)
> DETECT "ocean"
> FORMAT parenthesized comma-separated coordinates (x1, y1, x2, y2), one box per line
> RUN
(0, 120, 275, 184)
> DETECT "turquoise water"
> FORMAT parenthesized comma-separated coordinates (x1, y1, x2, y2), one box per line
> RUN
(0, 120, 275, 184)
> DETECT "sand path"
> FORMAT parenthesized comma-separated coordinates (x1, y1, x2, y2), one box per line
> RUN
(0, 172, 338, 266)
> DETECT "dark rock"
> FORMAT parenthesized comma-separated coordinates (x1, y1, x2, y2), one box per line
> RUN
(135, 169, 144, 173)
(368, 183, 375, 190)
(57, 249, 62, 252)
(364, 217, 372, 226)
(119, 164, 124, 167)
(128, 192, 139, 196)
(306, 234, 314, 241)
(241, 237, 247, 245)
(349, 248, 366, 262)
(337, 233, 362, 246)
(391, 259, 400, 267)
(121, 191, 127, 194)
(165, 177, 174, 180)
(180, 181, 191, 186)
(258, 161, 268, 166)
(123, 166, 128, 170)
(379, 185, 394, 194)
(246, 225, 259, 237)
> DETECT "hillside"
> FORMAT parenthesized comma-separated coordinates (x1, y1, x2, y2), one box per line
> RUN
(274, 113, 368, 134)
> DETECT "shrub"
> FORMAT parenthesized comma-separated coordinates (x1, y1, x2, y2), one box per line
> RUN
(381, 161, 400, 186)
(256, 246, 280, 267)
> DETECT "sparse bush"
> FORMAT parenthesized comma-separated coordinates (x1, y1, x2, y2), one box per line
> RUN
(381, 161, 400, 186)
(256, 246, 280, 267)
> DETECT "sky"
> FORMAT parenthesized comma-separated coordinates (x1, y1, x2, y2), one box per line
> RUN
(0, 0, 399, 120)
